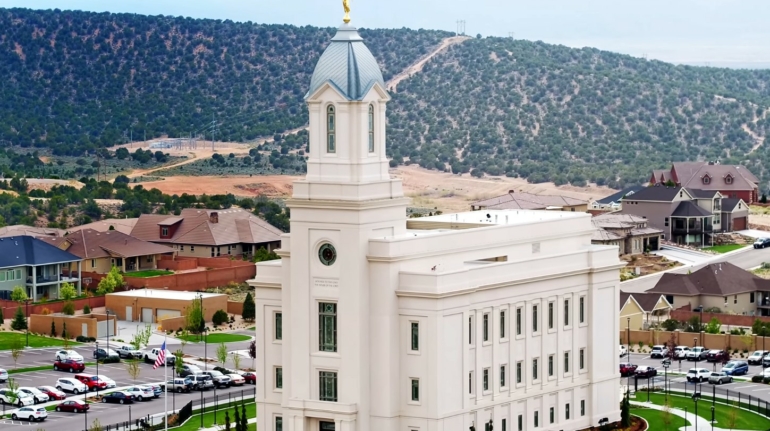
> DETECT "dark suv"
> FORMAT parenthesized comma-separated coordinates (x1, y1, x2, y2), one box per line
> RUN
(706, 350, 729, 363)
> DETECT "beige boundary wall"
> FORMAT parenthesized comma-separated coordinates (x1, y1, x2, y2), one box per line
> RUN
(30, 314, 116, 339)
(620, 329, 760, 351)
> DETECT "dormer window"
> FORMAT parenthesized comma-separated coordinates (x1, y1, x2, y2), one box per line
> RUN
(725, 175, 733, 185)
(327, 105, 336, 153)
(161, 227, 169, 237)
(368, 104, 374, 153)
(702, 175, 711, 185)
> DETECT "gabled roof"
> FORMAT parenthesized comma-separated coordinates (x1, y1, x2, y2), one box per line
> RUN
(0, 236, 81, 268)
(40, 229, 173, 259)
(66, 218, 138, 235)
(471, 191, 586, 210)
(620, 291, 672, 312)
(596, 186, 645, 205)
(721, 198, 747, 212)
(686, 189, 721, 199)
(0, 225, 66, 238)
(671, 201, 712, 217)
(647, 262, 770, 297)
(676, 163, 758, 191)
(130, 208, 282, 246)
(621, 186, 688, 202)
(652, 170, 672, 183)
(591, 228, 623, 241)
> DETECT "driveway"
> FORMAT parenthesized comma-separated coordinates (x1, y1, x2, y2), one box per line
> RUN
(737, 229, 770, 239)
(652, 246, 713, 265)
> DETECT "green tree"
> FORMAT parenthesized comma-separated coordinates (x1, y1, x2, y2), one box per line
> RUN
(62, 301, 75, 316)
(231, 352, 242, 371)
(10, 337, 23, 368)
(96, 266, 124, 295)
(185, 297, 204, 334)
(11, 306, 27, 330)
(240, 403, 247, 431)
(233, 406, 241, 431)
(242, 292, 255, 322)
(59, 282, 77, 300)
(130, 325, 153, 351)
(620, 392, 630, 427)
(62, 322, 68, 340)
(217, 343, 228, 367)
(126, 359, 141, 382)
(705, 317, 722, 334)
(213, 309, 229, 326)
(0, 307, 4, 324)
(252, 247, 279, 262)
(661, 318, 679, 332)
(11, 286, 28, 303)
(51, 321, 57, 337)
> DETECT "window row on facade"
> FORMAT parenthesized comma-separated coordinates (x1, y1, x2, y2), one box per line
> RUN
(468, 350, 586, 396)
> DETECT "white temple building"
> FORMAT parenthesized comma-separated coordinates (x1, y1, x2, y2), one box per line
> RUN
(250, 18, 622, 431)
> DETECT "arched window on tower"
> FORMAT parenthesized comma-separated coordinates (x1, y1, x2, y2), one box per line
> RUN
(327, 105, 336, 153)
(368, 105, 374, 152)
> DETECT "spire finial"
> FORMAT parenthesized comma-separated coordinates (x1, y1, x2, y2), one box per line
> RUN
(342, 0, 351, 24)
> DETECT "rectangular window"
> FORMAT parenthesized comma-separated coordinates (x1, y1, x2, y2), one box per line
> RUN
(15, 269, 20, 280)
(91, 259, 96, 268)
(516, 307, 522, 335)
(564, 351, 570, 373)
(500, 310, 506, 339)
(483, 313, 489, 342)
(190, 246, 194, 252)
(581, 400, 585, 416)
(180, 245, 184, 251)
(664, 217, 669, 227)
(734, 295, 738, 304)
(0, 272, 5, 282)
(500, 365, 506, 387)
(411, 322, 419, 351)
(550, 407, 554, 424)
(516, 361, 522, 384)
(275, 417, 283, 431)
(751, 292, 756, 303)
(534, 411, 539, 428)
(580, 348, 585, 370)
(411, 379, 419, 402)
(548, 301, 554, 329)
(319, 371, 338, 402)
(469, 371, 474, 395)
(533, 304, 538, 332)
(483, 368, 489, 391)
(533, 358, 539, 380)
(469, 316, 473, 345)
(579, 297, 585, 323)
(518, 415, 523, 431)
(564, 299, 570, 326)
(548, 355, 554, 377)
(275, 367, 283, 389)
(161, 227, 169, 236)
(566, 403, 570, 420)
(275, 313, 283, 341)
(211, 247, 215, 257)
(319, 303, 337, 352)
(502, 418, 506, 431)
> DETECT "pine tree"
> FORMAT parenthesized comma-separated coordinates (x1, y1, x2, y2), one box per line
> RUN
(233, 408, 241, 431)
(51, 321, 57, 338)
(224, 411, 231, 431)
(11, 306, 27, 331)
(242, 292, 255, 322)
(62, 322, 68, 339)
(0, 307, 4, 324)
(240, 403, 247, 431)
(620, 391, 630, 427)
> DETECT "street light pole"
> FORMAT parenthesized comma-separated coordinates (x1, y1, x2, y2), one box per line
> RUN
(95, 341, 100, 398)
(627, 317, 631, 392)
(694, 337, 700, 392)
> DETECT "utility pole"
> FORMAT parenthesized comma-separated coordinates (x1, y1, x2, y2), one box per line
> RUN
(211, 114, 216, 151)
(509, 32, 515, 39)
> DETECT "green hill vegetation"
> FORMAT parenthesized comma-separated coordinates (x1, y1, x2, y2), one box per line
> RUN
(0, 8, 769, 189)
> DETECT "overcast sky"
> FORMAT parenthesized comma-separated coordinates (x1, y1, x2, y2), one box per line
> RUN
(2, 0, 768, 68)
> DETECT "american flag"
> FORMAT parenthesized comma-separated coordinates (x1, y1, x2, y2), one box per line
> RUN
(153, 341, 166, 369)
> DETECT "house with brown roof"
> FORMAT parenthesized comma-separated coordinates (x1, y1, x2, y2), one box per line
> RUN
(649, 161, 758, 203)
(590, 213, 663, 255)
(619, 291, 672, 330)
(66, 218, 139, 235)
(645, 262, 770, 316)
(40, 229, 175, 274)
(0, 225, 66, 238)
(470, 190, 588, 212)
(130, 208, 282, 258)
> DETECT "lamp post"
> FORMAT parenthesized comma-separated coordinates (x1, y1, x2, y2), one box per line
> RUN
(662, 359, 671, 402)
(692, 391, 701, 431)
(627, 317, 631, 391)
(95, 341, 100, 398)
(106, 310, 111, 354)
(694, 337, 699, 391)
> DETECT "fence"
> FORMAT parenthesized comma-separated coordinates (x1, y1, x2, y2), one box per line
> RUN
(671, 308, 770, 327)
(620, 329, 761, 352)
(0, 296, 105, 320)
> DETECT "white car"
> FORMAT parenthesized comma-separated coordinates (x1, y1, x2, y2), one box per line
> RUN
(18, 387, 49, 404)
(687, 347, 708, 361)
(749, 350, 769, 365)
(228, 374, 246, 386)
(686, 368, 712, 382)
(10, 406, 47, 422)
(124, 386, 154, 401)
(56, 378, 88, 394)
(0, 389, 34, 406)
(619, 345, 628, 357)
(650, 345, 669, 358)
(55, 350, 84, 362)
(0, 368, 7, 382)
(143, 348, 175, 365)
(97, 375, 117, 388)
(673, 346, 691, 359)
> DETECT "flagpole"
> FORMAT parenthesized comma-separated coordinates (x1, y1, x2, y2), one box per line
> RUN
(164, 332, 168, 431)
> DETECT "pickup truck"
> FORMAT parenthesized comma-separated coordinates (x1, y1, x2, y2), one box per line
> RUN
(143, 348, 175, 365)
(116, 346, 142, 359)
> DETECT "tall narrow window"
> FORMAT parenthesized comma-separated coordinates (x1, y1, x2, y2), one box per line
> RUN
(533, 358, 539, 380)
(327, 105, 336, 153)
(411, 322, 419, 351)
(516, 361, 522, 384)
(411, 379, 419, 401)
(564, 299, 570, 326)
(368, 104, 374, 152)
(469, 371, 474, 394)
(500, 365, 506, 387)
(579, 297, 585, 323)
(580, 348, 585, 370)
(469, 316, 474, 345)
(319, 303, 337, 352)
(275, 312, 283, 340)
(516, 307, 522, 335)
(483, 368, 489, 391)
(550, 407, 554, 424)
(275, 367, 283, 389)
(564, 351, 570, 373)
(319, 371, 338, 402)
(533, 305, 539, 332)
(502, 418, 506, 431)
(566, 403, 570, 420)
(518, 415, 523, 431)
(534, 411, 539, 428)
(276, 417, 283, 431)
(548, 301, 554, 329)
(548, 355, 554, 376)
(500, 310, 506, 338)
(581, 400, 585, 416)
(483, 313, 489, 342)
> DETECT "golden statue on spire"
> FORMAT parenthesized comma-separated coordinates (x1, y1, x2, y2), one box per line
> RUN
(342, 0, 351, 23)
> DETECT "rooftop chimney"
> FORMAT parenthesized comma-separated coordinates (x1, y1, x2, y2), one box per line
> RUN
(210, 212, 219, 224)
(508, 190, 514, 194)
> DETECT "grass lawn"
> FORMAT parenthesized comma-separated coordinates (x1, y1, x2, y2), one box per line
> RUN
(177, 333, 252, 343)
(640, 392, 770, 430)
(0, 332, 81, 350)
(632, 407, 690, 431)
(703, 244, 747, 253)
(172, 402, 255, 431)
(247, 327, 255, 331)
(126, 269, 174, 278)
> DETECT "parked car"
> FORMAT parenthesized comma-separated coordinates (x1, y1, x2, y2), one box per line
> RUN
(10, 406, 47, 422)
(18, 387, 49, 404)
(673, 346, 691, 359)
(93, 348, 120, 361)
(706, 350, 730, 363)
(55, 350, 84, 362)
(179, 364, 202, 377)
(190, 374, 215, 391)
(146, 384, 162, 398)
(37, 386, 66, 401)
(201, 370, 231, 388)
(721, 361, 749, 376)
(0, 389, 34, 406)
(635, 366, 658, 378)
(0, 368, 8, 383)
(124, 386, 154, 401)
(56, 378, 88, 394)
(101, 391, 134, 404)
(116, 346, 143, 359)
(144, 348, 175, 365)
(686, 368, 712, 382)
(709, 372, 733, 385)
(97, 375, 117, 389)
(228, 374, 246, 386)
(241, 372, 256, 385)
(54, 359, 85, 373)
(686, 347, 708, 361)
(74, 374, 107, 392)
(163, 378, 193, 393)
(762, 353, 770, 368)
(619, 345, 628, 357)
(754, 238, 770, 249)
(749, 350, 769, 365)
(751, 368, 770, 383)
(650, 345, 669, 359)
(55, 399, 90, 413)
(619, 363, 638, 377)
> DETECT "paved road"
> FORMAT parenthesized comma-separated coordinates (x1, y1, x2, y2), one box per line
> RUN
(621, 246, 770, 293)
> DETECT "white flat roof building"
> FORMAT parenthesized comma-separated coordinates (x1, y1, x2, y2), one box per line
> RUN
(108, 289, 225, 301)
(249, 16, 623, 431)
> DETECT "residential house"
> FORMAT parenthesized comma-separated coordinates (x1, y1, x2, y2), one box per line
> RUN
(66, 218, 139, 235)
(130, 208, 282, 258)
(0, 225, 66, 238)
(0, 236, 82, 301)
(470, 190, 588, 212)
(619, 291, 672, 330)
(40, 229, 175, 274)
(720, 198, 750, 232)
(590, 186, 644, 211)
(590, 213, 663, 255)
(646, 262, 770, 316)
(649, 161, 758, 203)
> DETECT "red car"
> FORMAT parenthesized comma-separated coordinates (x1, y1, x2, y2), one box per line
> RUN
(620, 363, 638, 377)
(706, 350, 730, 363)
(55, 399, 90, 413)
(54, 359, 85, 373)
(73, 374, 107, 391)
(241, 372, 256, 385)
(37, 386, 66, 401)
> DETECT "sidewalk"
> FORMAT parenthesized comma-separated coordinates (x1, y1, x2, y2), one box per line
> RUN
(631, 400, 754, 431)
(199, 417, 257, 431)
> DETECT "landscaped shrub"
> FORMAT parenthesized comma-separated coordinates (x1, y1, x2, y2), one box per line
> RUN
(11, 306, 27, 330)
(83, 305, 91, 314)
(753, 374, 764, 383)
(212, 310, 229, 326)
(99, 356, 120, 364)
(62, 301, 75, 316)
(242, 293, 255, 322)
(76, 335, 88, 342)
(40, 307, 52, 315)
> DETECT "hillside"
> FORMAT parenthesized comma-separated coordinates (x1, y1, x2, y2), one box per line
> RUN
(1, 8, 770, 190)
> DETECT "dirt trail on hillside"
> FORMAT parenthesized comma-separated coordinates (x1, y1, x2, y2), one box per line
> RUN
(386, 36, 470, 92)
(747, 107, 770, 154)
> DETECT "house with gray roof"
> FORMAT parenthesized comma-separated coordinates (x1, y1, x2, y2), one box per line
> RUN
(590, 213, 663, 255)
(649, 161, 758, 204)
(0, 236, 82, 301)
(591, 186, 644, 211)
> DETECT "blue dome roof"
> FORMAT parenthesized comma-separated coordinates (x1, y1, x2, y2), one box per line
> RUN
(306, 24, 385, 101)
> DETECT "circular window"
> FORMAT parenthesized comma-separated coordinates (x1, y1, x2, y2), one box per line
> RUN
(318, 243, 337, 266)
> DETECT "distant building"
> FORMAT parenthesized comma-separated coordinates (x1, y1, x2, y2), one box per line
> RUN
(619, 291, 672, 330)
(0, 225, 65, 238)
(471, 190, 588, 212)
(67, 218, 139, 235)
(0, 235, 82, 301)
(649, 162, 758, 203)
(590, 213, 663, 255)
(591, 186, 644, 211)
